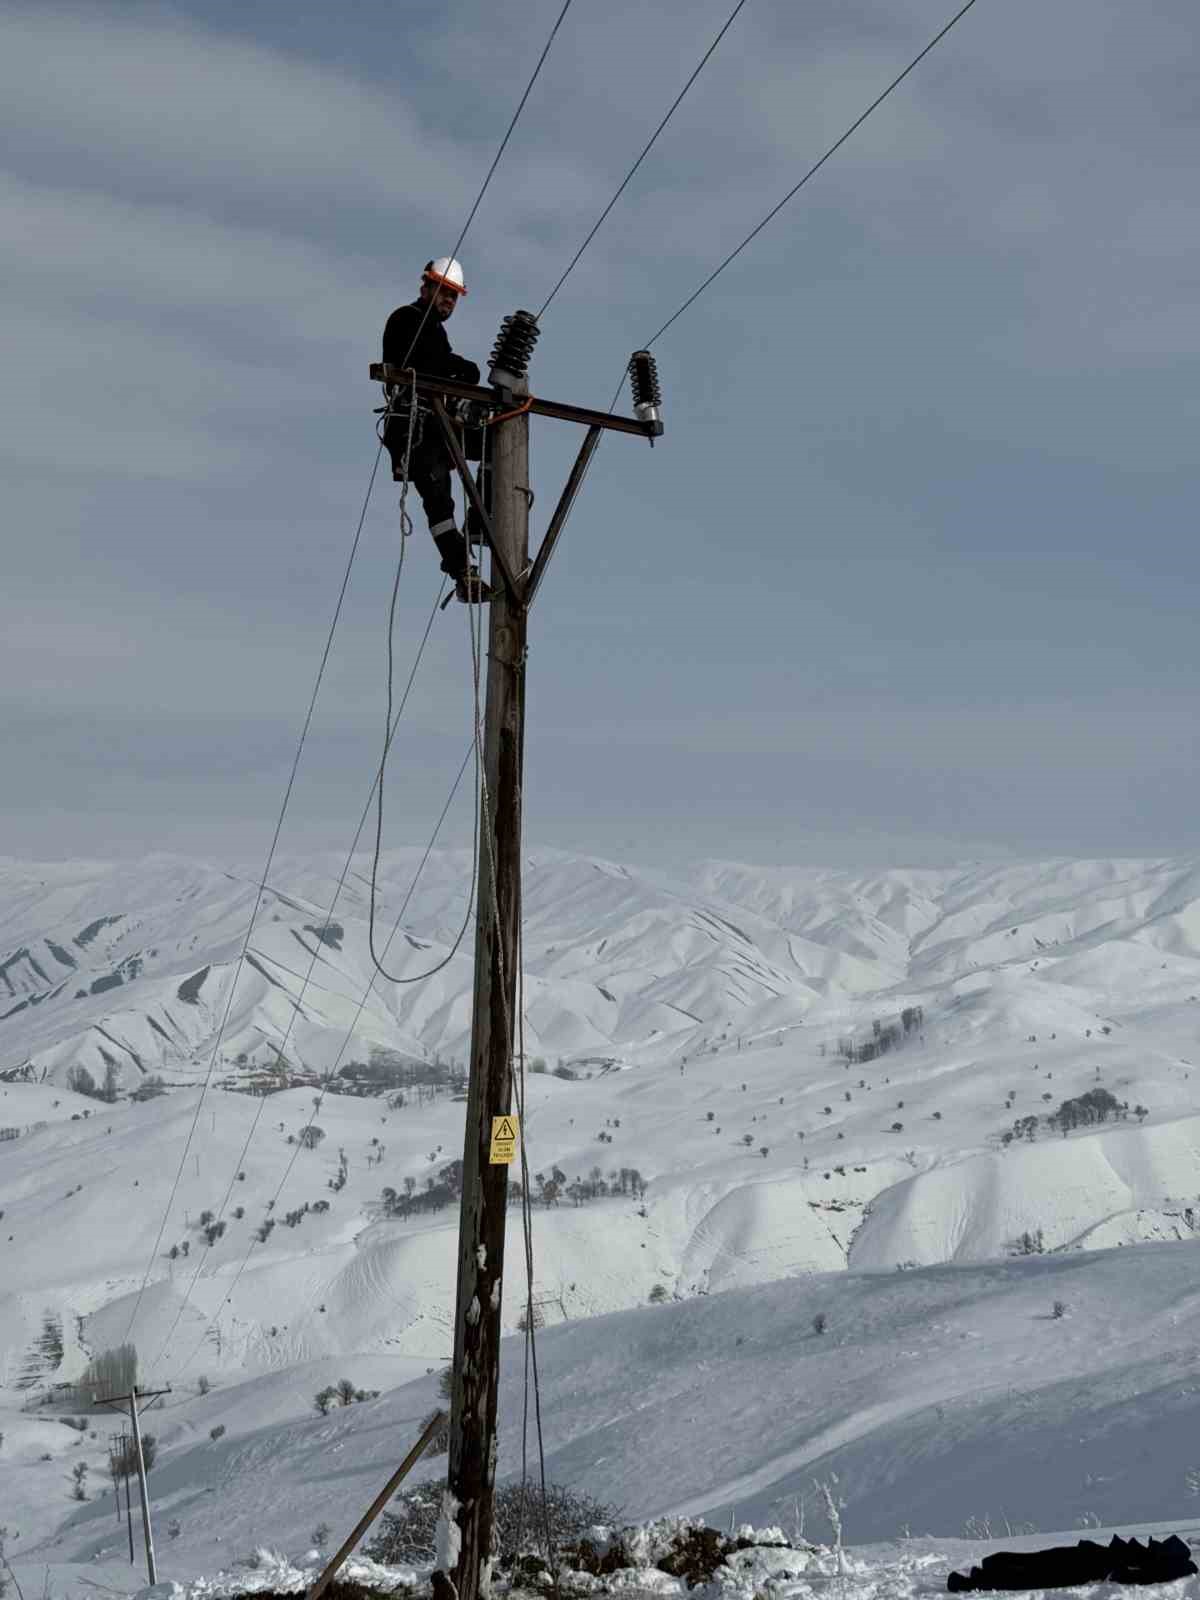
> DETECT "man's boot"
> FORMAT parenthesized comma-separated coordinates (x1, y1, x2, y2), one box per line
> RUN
(432, 528, 492, 604)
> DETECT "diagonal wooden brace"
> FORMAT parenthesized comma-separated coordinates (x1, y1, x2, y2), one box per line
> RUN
(431, 398, 525, 605)
(526, 425, 601, 608)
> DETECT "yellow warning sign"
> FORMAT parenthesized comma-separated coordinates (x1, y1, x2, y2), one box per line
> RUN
(489, 1114, 519, 1165)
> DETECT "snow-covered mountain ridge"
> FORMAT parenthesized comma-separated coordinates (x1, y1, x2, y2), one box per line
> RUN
(4, 849, 1199, 1092)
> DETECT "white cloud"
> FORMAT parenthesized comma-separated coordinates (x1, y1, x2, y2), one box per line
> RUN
(0, 170, 388, 348)
(0, 6, 469, 216)
(3, 0, 1200, 862)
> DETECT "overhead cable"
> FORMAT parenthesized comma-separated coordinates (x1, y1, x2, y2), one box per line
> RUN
(228, 729, 477, 1368)
(536, 0, 750, 320)
(401, 0, 577, 369)
(136, 0, 577, 1363)
(643, 0, 983, 350)
(120, 440, 386, 1351)
(145, 575, 459, 1376)
(160, 597, 488, 1382)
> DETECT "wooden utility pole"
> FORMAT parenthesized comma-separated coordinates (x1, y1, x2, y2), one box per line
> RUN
(446, 379, 529, 1600)
(370, 337, 662, 1600)
(125, 1463, 135, 1564)
(107, 1438, 122, 1525)
(109, 1433, 135, 1562)
(94, 1385, 170, 1584)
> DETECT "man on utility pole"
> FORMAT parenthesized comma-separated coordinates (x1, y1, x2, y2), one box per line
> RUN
(371, 324, 662, 1600)
(382, 257, 489, 603)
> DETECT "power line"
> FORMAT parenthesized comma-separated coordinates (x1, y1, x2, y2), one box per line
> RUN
(145, 575, 459, 1376)
(133, 0, 578, 1362)
(231, 733, 478, 1366)
(373, 0, 579, 960)
(547, 0, 984, 606)
(400, 0, 576, 368)
(643, 0, 983, 351)
(536, 0, 750, 320)
(161, 601, 489, 1382)
(120, 439, 386, 1350)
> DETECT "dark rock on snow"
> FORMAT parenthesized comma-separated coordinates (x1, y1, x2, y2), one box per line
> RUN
(948, 1533, 1197, 1591)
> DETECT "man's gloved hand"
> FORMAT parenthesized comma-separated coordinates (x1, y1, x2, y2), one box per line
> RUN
(450, 356, 481, 386)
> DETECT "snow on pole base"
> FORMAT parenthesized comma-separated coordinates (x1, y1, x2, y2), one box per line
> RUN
(434, 1490, 462, 1588)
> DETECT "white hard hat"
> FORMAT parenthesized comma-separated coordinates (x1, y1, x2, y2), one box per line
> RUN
(423, 256, 467, 295)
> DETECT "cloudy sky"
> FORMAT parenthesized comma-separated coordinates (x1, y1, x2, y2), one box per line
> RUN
(3, 0, 1197, 872)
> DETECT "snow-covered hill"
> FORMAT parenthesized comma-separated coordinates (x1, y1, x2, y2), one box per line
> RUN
(12, 1247, 1200, 1592)
(7, 850, 1199, 1096)
(2, 848, 1200, 1592)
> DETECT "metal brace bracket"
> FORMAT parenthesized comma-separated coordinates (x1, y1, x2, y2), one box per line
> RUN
(431, 397, 524, 605)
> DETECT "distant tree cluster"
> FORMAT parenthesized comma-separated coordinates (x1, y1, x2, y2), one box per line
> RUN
(281, 1199, 330, 1229)
(835, 1007, 924, 1066)
(314, 1377, 380, 1414)
(130, 1075, 167, 1102)
(569, 1165, 646, 1205)
(1000, 1087, 1148, 1146)
(1005, 1116, 1040, 1144)
(1010, 1227, 1046, 1256)
(380, 1159, 464, 1219)
(541, 1164, 647, 1207)
(0, 1121, 47, 1142)
(1051, 1087, 1139, 1134)
(66, 1061, 122, 1102)
(334, 1049, 466, 1100)
(379, 1158, 646, 1218)
(110, 1432, 156, 1476)
(65, 1343, 137, 1411)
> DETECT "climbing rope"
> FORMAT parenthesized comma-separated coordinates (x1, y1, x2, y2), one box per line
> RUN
(364, 390, 486, 988)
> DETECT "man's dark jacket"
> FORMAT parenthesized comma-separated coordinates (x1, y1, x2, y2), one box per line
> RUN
(382, 302, 480, 386)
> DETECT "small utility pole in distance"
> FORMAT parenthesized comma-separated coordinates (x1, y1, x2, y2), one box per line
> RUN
(110, 1432, 136, 1563)
(107, 1438, 122, 1525)
(93, 1385, 170, 1583)
(372, 330, 663, 1600)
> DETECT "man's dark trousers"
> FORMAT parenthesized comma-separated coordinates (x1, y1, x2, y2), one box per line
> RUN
(386, 418, 457, 539)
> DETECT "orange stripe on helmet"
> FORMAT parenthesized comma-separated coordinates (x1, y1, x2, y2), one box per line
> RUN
(423, 268, 467, 295)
